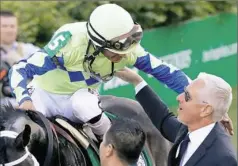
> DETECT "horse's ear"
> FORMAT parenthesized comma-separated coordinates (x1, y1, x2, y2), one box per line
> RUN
(15, 124, 31, 149)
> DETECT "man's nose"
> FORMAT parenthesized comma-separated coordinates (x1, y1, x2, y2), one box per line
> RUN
(176, 93, 184, 103)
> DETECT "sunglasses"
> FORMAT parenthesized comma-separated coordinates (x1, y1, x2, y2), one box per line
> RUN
(184, 87, 192, 102)
(184, 87, 210, 106)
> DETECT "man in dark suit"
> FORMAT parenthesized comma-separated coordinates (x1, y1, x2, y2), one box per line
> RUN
(115, 68, 237, 166)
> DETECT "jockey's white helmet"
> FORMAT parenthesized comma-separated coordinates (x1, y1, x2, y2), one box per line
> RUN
(87, 3, 143, 54)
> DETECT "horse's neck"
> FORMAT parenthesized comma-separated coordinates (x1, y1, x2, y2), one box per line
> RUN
(30, 134, 86, 166)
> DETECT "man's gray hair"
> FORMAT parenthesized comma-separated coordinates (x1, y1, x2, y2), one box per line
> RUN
(197, 72, 232, 121)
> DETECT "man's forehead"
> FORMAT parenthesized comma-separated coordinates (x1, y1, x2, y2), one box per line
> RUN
(188, 78, 205, 90)
(0, 16, 17, 23)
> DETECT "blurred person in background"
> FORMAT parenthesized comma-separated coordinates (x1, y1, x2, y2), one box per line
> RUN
(99, 118, 146, 166)
(0, 10, 39, 104)
(0, 10, 39, 66)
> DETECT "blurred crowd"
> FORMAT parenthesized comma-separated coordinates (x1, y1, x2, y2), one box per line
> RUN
(0, 10, 39, 103)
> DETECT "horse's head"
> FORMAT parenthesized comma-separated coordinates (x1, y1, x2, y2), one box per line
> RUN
(0, 104, 44, 166)
(0, 104, 89, 166)
(0, 125, 39, 166)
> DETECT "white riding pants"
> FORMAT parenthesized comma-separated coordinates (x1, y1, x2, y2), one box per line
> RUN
(30, 87, 111, 135)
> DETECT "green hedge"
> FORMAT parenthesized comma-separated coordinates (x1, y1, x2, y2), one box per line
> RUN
(1, 1, 236, 47)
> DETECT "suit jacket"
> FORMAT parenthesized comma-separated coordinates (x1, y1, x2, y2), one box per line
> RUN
(136, 85, 237, 166)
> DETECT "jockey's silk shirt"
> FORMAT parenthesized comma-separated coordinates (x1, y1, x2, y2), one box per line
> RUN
(9, 22, 190, 104)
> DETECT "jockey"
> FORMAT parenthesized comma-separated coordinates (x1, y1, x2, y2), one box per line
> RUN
(9, 4, 191, 139)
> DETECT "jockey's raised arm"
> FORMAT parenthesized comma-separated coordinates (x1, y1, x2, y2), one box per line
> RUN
(127, 45, 192, 94)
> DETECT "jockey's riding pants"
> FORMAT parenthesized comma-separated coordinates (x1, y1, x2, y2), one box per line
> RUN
(30, 87, 111, 136)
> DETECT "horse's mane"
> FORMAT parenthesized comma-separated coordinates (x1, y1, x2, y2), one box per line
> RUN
(0, 104, 20, 127)
(0, 103, 16, 113)
(0, 103, 13, 119)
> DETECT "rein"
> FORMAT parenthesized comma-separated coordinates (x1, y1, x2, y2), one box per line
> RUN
(27, 111, 82, 166)
(26, 111, 56, 166)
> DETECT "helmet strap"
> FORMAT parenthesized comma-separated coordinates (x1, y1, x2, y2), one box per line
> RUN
(84, 40, 100, 66)
(86, 22, 108, 48)
(83, 40, 114, 81)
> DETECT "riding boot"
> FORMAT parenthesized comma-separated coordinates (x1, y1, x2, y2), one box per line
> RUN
(94, 134, 103, 143)
(87, 113, 111, 142)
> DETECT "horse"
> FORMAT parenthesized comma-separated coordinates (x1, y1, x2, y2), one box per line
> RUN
(0, 95, 172, 166)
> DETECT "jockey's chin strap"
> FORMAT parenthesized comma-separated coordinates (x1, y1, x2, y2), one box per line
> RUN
(0, 130, 39, 166)
(83, 40, 114, 82)
(84, 40, 104, 66)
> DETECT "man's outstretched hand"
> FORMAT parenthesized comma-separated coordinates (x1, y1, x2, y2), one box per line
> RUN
(115, 67, 143, 86)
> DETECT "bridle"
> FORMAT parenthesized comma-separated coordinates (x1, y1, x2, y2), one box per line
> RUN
(0, 110, 83, 166)
(0, 130, 39, 166)
(0, 110, 60, 166)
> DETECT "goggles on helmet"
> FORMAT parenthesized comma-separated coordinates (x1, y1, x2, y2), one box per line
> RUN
(87, 21, 143, 51)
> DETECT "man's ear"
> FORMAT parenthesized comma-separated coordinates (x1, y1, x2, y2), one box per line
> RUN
(105, 144, 114, 157)
(200, 105, 213, 118)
